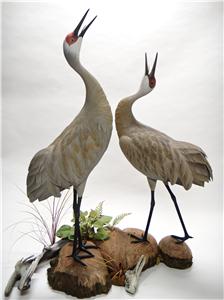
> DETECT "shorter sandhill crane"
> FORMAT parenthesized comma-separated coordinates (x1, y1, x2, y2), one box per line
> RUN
(115, 53, 213, 243)
(27, 10, 113, 264)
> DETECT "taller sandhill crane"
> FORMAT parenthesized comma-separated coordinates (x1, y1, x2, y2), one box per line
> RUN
(26, 10, 113, 264)
(115, 53, 212, 243)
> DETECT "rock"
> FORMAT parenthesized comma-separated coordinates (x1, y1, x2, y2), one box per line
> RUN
(159, 236, 193, 269)
(47, 241, 111, 298)
(94, 227, 158, 286)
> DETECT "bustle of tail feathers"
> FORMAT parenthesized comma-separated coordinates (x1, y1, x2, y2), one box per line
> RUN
(177, 147, 213, 190)
(27, 148, 61, 202)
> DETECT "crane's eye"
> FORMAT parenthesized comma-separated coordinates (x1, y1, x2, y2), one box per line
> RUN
(66, 33, 78, 45)
(149, 77, 156, 88)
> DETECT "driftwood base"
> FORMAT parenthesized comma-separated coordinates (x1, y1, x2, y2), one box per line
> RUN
(95, 227, 158, 286)
(47, 242, 111, 298)
(159, 236, 193, 269)
(47, 231, 193, 298)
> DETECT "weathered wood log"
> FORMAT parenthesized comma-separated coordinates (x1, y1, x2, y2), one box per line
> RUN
(4, 239, 69, 297)
(94, 227, 158, 286)
(159, 236, 193, 269)
(47, 241, 111, 298)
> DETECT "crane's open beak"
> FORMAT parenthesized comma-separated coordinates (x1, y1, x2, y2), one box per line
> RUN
(145, 53, 149, 76)
(149, 53, 158, 77)
(145, 52, 158, 76)
(73, 9, 97, 38)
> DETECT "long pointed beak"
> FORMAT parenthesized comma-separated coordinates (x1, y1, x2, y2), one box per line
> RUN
(74, 9, 89, 36)
(145, 53, 149, 75)
(149, 53, 158, 77)
(79, 15, 97, 37)
(73, 9, 97, 38)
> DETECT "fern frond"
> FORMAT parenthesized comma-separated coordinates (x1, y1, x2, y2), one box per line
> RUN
(111, 213, 131, 227)
(95, 201, 104, 216)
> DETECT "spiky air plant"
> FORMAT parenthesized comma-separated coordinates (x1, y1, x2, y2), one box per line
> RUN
(4, 188, 72, 296)
(22, 188, 72, 247)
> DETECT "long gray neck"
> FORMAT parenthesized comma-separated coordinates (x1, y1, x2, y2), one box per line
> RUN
(63, 39, 108, 109)
(115, 90, 144, 137)
(74, 61, 107, 107)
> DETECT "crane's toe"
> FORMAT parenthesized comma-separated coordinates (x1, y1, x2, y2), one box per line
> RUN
(129, 233, 149, 244)
(67, 254, 87, 266)
(78, 245, 95, 256)
(171, 234, 193, 244)
(67, 246, 95, 266)
(80, 242, 99, 250)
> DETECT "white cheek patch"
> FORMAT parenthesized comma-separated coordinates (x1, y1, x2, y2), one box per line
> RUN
(68, 40, 77, 46)
(63, 38, 82, 67)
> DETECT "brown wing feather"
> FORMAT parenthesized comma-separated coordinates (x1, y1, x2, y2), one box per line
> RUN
(119, 133, 193, 188)
(27, 147, 61, 202)
(119, 132, 212, 190)
(27, 121, 109, 202)
(176, 141, 213, 187)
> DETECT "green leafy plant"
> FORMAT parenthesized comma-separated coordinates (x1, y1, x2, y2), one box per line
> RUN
(111, 213, 132, 227)
(57, 201, 131, 241)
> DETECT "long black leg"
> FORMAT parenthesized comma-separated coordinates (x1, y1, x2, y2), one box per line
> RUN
(131, 190, 155, 243)
(68, 188, 93, 265)
(71, 188, 78, 256)
(77, 196, 82, 247)
(165, 183, 193, 243)
(143, 191, 155, 240)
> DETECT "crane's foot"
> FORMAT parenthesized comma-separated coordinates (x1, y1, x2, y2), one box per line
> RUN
(78, 245, 95, 257)
(129, 233, 149, 244)
(171, 234, 193, 244)
(80, 242, 99, 250)
(67, 246, 94, 266)
(67, 253, 90, 266)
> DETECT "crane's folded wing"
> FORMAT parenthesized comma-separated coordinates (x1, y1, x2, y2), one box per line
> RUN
(27, 123, 108, 202)
(119, 132, 212, 190)
(27, 146, 61, 202)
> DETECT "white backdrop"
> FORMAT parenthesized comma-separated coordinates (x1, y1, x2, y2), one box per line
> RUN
(1, 1, 223, 299)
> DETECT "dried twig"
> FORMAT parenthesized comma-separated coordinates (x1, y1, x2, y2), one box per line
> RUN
(4, 258, 30, 297)
(18, 250, 47, 291)
(125, 255, 146, 295)
(4, 239, 68, 297)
